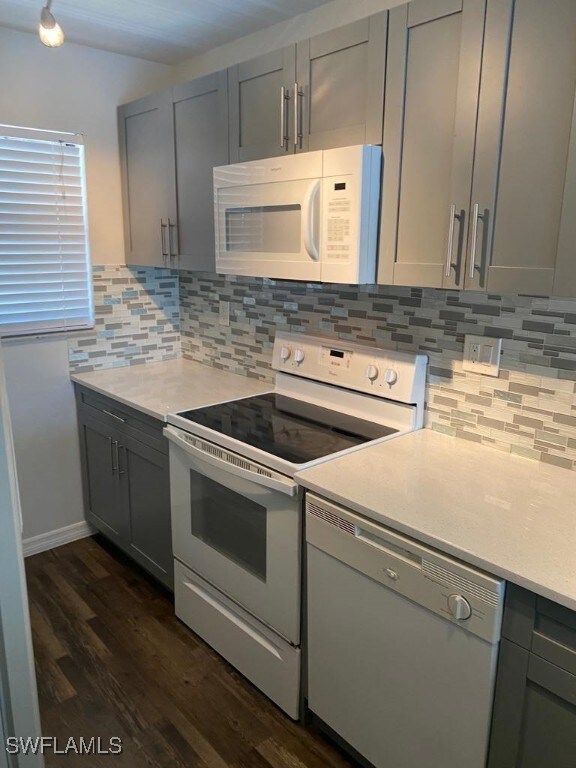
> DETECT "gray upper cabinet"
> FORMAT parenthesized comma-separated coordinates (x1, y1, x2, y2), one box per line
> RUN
(555, 95, 576, 297)
(228, 14, 388, 162)
(295, 13, 387, 152)
(228, 48, 296, 162)
(379, 0, 486, 288)
(469, 0, 576, 295)
(172, 72, 229, 271)
(118, 90, 177, 268)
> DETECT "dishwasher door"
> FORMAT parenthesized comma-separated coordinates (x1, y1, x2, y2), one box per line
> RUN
(305, 494, 505, 768)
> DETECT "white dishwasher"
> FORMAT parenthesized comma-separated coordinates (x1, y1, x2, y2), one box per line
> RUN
(305, 494, 505, 768)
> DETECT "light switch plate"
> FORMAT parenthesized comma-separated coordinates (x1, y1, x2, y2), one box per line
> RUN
(219, 300, 230, 327)
(463, 334, 502, 377)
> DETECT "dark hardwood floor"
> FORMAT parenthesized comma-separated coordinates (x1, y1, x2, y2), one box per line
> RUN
(25, 536, 354, 768)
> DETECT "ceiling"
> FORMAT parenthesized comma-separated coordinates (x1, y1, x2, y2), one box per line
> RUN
(0, 0, 335, 64)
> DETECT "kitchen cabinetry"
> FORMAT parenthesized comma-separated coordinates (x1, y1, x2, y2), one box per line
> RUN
(228, 48, 296, 162)
(119, 73, 228, 271)
(172, 72, 229, 271)
(118, 90, 177, 268)
(379, 0, 576, 294)
(379, 0, 484, 288)
(75, 386, 173, 590)
(228, 13, 387, 161)
(471, 0, 576, 294)
(488, 585, 576, 767)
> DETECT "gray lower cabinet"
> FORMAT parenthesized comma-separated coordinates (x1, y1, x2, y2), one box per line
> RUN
(76, 386, 173, 590)
(80, 414, 128, 541)
(118, 90, 177, 268)
(488, 585, 576, 767)
(172, 71, 229, 271)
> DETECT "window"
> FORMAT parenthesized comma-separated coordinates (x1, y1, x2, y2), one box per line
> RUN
(0, 125, 93, 337)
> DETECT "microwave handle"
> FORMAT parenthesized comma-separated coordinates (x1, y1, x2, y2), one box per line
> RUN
(302, 179, 320, 261)
(163, 426, 299, 497)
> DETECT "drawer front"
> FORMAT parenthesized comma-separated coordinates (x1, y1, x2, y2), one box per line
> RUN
(75, 385, 166, 453)
(502, 584, 576, 676)
(175, 560, 301, 719)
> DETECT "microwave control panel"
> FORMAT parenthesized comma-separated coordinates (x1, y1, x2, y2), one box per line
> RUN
(324, 179, 354, 264)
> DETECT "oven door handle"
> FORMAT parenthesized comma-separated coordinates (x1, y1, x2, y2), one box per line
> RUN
(164, 426, 299, 497)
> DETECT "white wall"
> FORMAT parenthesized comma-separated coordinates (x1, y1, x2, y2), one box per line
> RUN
(0, 26, 173, 265)
(175, 0, 404, 81)
(0, 27, 174, 542)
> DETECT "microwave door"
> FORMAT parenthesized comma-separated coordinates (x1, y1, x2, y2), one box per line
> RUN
(215, 178, 321, 281)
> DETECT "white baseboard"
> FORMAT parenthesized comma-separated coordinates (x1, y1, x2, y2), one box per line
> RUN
(23, 520, 95, 558)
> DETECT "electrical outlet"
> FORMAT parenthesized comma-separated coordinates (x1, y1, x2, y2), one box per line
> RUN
(463, 334, 502, 377)
(219, 300, 230, 327)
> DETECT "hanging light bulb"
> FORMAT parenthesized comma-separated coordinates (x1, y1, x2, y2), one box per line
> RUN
(39, 0, 65, 48)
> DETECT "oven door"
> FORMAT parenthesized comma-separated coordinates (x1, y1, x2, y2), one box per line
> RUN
(165, 426, 301, 644)
(214, 177, 321, 281)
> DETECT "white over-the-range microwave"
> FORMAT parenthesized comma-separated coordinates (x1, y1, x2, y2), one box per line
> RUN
(213, 145, 382, 284)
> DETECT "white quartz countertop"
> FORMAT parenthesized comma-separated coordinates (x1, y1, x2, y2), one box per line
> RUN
(296, 429, 576, 611)
(71, 358, 271, 421)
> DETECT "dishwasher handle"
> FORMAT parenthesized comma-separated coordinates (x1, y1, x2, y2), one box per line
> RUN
(164, 426, 298, 497)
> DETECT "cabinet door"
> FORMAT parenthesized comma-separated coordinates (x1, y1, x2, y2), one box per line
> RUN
(295, 13, 387, 152)
(78, 415, 127, 541)
(228, 47, 296, 162)
(120, 434, 173, 589)
(488, 639, 576, 768)
(554, 93, 576, 297)
(378, 0, 486, 288)
(470, 0, 576, 294)
(172, 71, 229, 272)
(118, 90, 177, 267)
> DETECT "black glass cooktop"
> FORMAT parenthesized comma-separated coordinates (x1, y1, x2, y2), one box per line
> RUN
(177, 393, 398, 465)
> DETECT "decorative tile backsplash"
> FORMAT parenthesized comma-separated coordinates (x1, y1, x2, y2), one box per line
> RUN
(68, 265, 180, 373)
(180, 271, 576, 471)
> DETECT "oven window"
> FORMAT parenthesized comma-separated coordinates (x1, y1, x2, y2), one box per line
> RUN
(225, 205, 301, 253)
(189, 469, 267, 581)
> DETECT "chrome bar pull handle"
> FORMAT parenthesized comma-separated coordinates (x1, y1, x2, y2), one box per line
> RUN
(109, 437, 116, 475)
(103, 409, 126, 424)
(293, 83, 303, 149)
(111, 439, 119, 474)
(279, 86, 290, 149)
(168, 218, 178, 264)
(469, 203, 485, 279)
(445, 204, 462, 278)
(160, 219, 168, 264)
(117, 444, 126, 476)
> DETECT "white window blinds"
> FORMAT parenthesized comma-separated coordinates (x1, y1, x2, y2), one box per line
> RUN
(0, 126, 93, 337)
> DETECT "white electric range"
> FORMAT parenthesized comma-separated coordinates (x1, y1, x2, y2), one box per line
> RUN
(164, 332, 427, 719)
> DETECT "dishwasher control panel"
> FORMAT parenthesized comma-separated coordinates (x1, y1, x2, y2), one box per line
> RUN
(306, 494, 505, 645)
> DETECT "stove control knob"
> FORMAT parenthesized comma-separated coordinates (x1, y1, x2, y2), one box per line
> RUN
(448, 594, 472, 621)
(280, 346, 291, 362)
(384, 368, 398, 386)
(294, 349, 305, 365)
(366, 364, 379, 382)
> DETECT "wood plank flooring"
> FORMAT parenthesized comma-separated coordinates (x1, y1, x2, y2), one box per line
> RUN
(25, 536, 354, 768)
